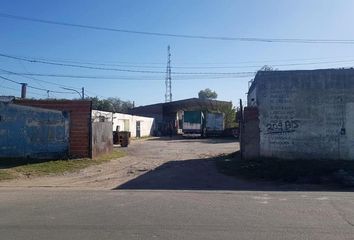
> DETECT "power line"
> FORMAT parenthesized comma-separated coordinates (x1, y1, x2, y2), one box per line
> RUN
(0, 84, 48, 97)
(57, 58, 353, 69)
(4, 67, 354, 83)
(171, 59, 354, 69)
(0, 68, 82, 90)
(0, 53, 165, 74)
(0, 71, 254, 80)
(0, 75, 77, 95)
(11, 56, 166, 68)
(15, 61, 76, 100)
(1, 12, 354, 44)
(0, 71, 120, 99)
(6, 55, 166, 66)
(4, 53, 354, 68)
(0, 75, 21, 84)
(167, 59, 354, 69)
(26, 85, 77, 94)
(2, 53, 354, 74)
(0, 53, 250, 75)
(17, 60, 46, 90)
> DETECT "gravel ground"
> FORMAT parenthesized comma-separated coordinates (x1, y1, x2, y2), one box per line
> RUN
(0, 137, 239, 189)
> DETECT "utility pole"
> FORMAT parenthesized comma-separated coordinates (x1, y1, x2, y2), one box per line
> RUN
(165, 45, 172, 102)
(81, 87, 85, 100)
(20, 83, 27, 98)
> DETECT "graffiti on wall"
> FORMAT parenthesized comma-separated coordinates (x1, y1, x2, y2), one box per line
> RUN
(266, 120, 300, 134)
(258, 77, 354, 159)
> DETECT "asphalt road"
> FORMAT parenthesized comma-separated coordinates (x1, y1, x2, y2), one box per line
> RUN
(1, 189, 354, 240)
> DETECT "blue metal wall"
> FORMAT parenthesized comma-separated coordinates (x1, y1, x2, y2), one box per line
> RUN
(0, 102, 69, 159)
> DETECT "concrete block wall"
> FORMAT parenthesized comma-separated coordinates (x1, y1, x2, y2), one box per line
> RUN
(15, 99, 92, 158)
(91, 122, 113, 158)
(0, 102, 69, 159)
(241, 107, 260, 160)
(255, 69, 354, 160)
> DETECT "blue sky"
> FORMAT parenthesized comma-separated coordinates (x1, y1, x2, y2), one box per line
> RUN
(1, 0, 354, 106)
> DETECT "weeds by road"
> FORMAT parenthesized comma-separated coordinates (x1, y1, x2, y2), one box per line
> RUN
(0, 150, 126, 181)
(216, 151, 354, 187)
(0, 171, 14, 181)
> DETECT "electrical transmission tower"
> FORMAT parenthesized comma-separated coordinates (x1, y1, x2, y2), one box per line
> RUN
(165, 45, 172, 102)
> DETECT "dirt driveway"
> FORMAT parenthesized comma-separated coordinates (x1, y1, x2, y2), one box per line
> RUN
(0, 138, 240, 190)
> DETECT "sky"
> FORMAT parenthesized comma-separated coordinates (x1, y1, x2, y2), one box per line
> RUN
(1, 0, 354, 106)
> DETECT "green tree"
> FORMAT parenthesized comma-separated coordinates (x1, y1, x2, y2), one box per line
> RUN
(219, 103, 238, 128)
(198, 88, 218, 100)
(90, 97, 134, 113)
(259, 65, 277, 71)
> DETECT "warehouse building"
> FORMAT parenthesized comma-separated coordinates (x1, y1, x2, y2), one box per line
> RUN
(128, 98, 232, 135)
(242, 68, 354, 160)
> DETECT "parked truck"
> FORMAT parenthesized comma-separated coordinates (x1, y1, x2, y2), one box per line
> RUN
(182, 111, 204, 137)
(205, 112, 225, 137)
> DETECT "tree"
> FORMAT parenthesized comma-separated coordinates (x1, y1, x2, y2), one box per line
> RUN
(89, 97, 134, 113)
(219, 103, 238, 128)
(198, 88, 218, 99)
(259, 65, 277, 71)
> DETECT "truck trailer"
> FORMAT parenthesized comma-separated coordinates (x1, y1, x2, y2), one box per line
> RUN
(205, 112, 224, 137)
(182, 111, 204, 137)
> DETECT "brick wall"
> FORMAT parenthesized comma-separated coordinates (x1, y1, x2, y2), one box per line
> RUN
(14, 99, 92, 158)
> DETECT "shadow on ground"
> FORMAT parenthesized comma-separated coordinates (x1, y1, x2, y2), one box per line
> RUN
(0, 158, 62, 169)
(114, 152, 354, 192)
(147, 136, 238, 144)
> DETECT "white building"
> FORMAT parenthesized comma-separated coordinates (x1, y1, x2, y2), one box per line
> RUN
(92, 110, 154, 138)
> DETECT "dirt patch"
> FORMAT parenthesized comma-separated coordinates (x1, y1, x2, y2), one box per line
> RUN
(0, 137, 238, 189)
(1, 137, 348, 191)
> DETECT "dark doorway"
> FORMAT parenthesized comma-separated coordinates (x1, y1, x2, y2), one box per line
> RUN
(136, 121, 141, 138)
